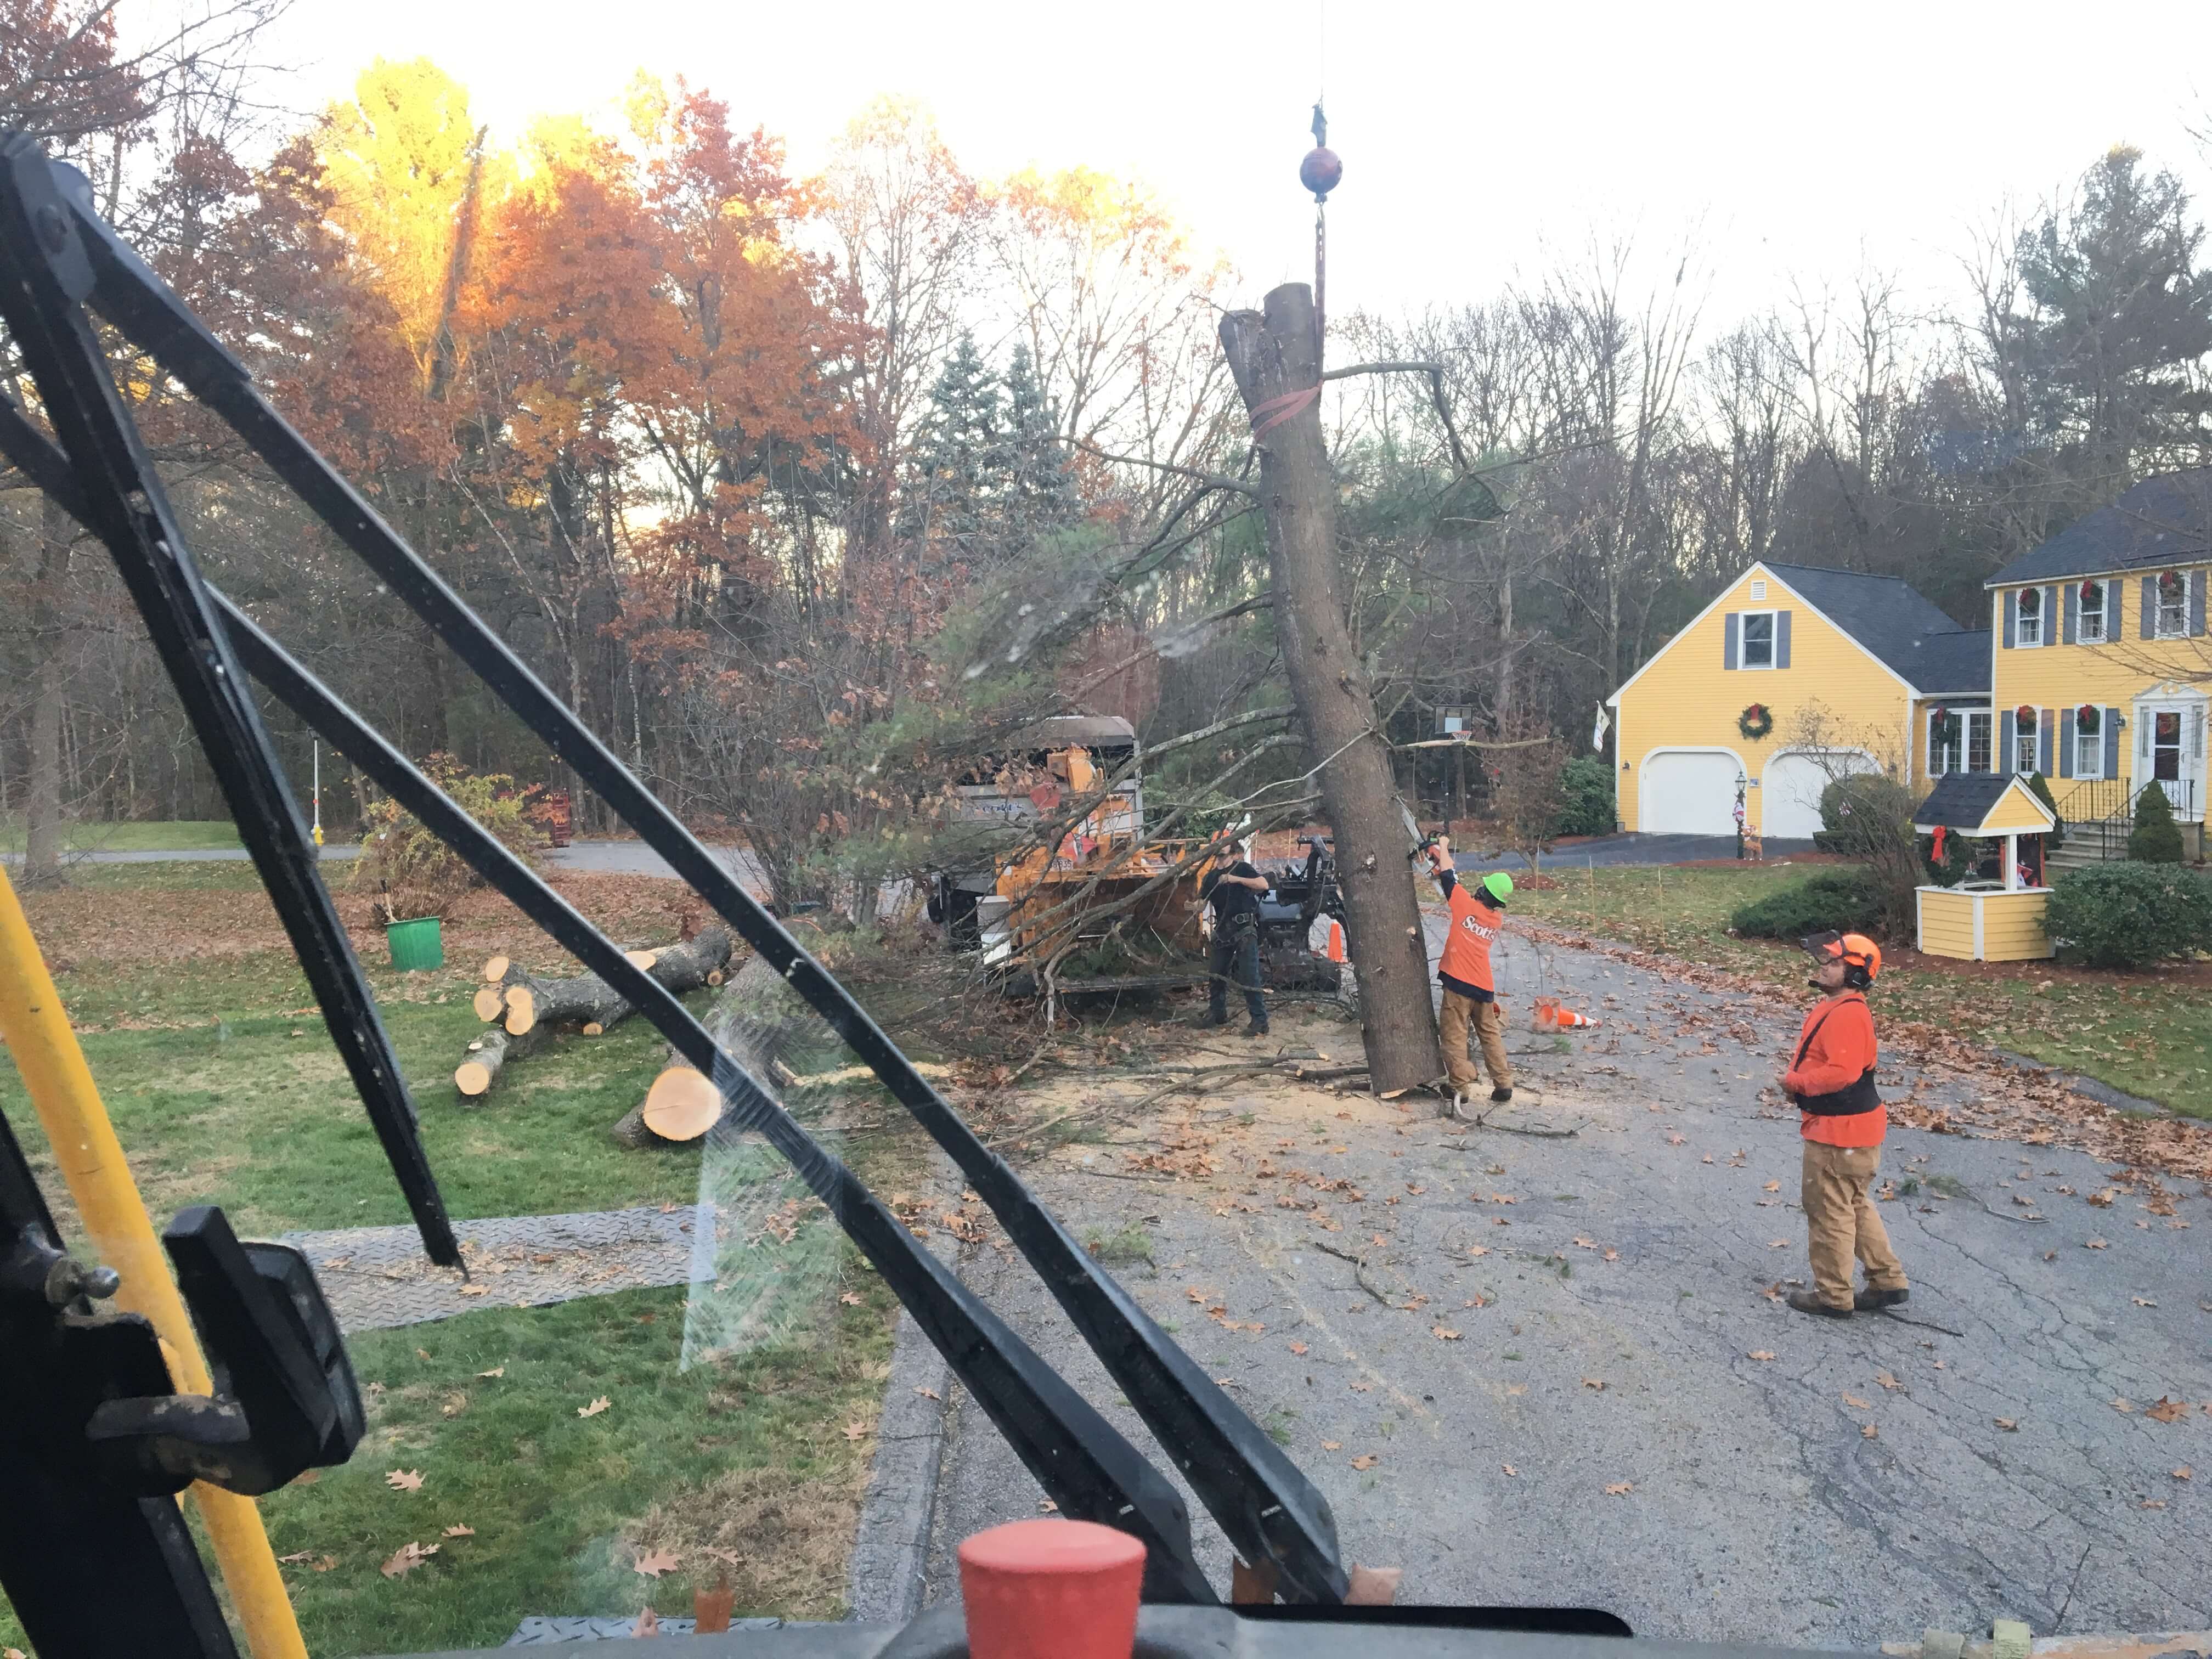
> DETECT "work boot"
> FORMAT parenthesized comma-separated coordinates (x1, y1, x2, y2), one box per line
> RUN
(1489, 1087, 1513, 1104)
(1786, 1290, 1853, 1319)
(1194, 1011, 1228, 1029)
(1854, 1286, 1909, 1311)
(1243, 1021, 1270, 1039)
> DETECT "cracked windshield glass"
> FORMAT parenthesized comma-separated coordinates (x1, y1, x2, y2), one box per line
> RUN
(1, 1, 2209, 1654)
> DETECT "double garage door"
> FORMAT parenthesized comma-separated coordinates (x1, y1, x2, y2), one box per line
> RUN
(1639, 749, 1872, 839)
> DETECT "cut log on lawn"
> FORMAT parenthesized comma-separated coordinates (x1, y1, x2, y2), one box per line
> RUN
(453, 928, 736, 1101)
(612, 954, 794, 1149)
(499, 927, 735, 1036)
(453, 1025, 546, 1098)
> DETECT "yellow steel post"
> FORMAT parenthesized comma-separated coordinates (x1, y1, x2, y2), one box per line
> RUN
(0, 865, 309, 1659)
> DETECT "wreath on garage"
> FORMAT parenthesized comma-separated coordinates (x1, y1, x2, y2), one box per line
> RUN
(1736, 702, 1774, 741)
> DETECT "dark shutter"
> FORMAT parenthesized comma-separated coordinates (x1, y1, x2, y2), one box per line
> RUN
(2193, 569, 2207, 638)
(1999, 709, 2016, 772)
(2062, 584, 2077, 645)
(1724, 612, 1739, 670)
(2057, 709, 2072, 780)
(2104, 707, 2121, 780)
(2143, 577, 2156, 639)
(1775, 611, 1791, 669)
(2038, 707, 2055, 775)
(2002, 590, 2016, 648)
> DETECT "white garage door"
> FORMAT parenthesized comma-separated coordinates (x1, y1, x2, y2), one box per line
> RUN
(1638, 751, 1742, 834)
(1762, 749, 1881, 841)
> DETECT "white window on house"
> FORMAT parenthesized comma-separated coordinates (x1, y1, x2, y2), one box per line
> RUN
(2016, 586, 2043, 646)
(1928, 710, 1963, 776)
(2015, 714, 2039, 775)
(1748, 580, 1767, 601)
(2074, 706, 2103, 778)
(1740, 610, 1776, 669)
(2155, 572, 2188, 638)
(2078, 578, 2107, 643)
(1966, 709, 1993, 772)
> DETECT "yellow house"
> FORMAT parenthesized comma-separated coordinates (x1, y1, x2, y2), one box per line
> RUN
(1606, 562, 1989, 840)
(1910, 772, 2058, 961)
(1985, 467, 2210, 860)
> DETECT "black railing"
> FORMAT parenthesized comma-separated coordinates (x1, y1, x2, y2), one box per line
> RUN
(2052, 777, 2197, 861)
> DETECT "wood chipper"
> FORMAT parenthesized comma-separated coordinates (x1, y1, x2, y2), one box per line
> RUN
(968, 727, 1217, 1002)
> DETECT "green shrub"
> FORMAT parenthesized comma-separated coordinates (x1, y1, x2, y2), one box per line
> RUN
(2126, 785, 2184, 863)
(2044, 861, 2212, 968)
(1814, 774, 1915, 856)
(354, 754, 545, 923)
(1554, 755, 1617, 837)
(1729, 867, 1884, 940)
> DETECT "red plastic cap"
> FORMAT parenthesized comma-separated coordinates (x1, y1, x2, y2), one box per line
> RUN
(959, 1519, 1145, 1659)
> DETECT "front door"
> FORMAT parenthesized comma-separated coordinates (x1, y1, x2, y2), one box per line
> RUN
(2138, 701, 2205, 820)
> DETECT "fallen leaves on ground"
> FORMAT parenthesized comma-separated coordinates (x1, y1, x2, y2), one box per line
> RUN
(456, 1284, 487, 1297)
(380, 1542, 438, 1578)
(633, 1548, 681, 1578)
(913, 1386, 941, 1401)
(1748, 1350, 1776, 1362)
(577, 1396, 611, 1418)
(633, 1608, 659, 1637)
(842, 1421, 871, 1441)
(839, 1291, 863, 1306)
(1995, 1418, 2019, 1431)
(1604, 1482, 1634, 1496)
(385, 1469, 424, 1493)
(2085, 1239, 2109, 1250)
(1501, 1463, 1518, 1476)
(1037, 1499, 1058, 1513)
(1321, 1440, 1341, 1451)
(1466, 1244, 1490, 1257)
(1842, 1393, 1872, 1410)
(2140, 1499, 2167, 1510)
(1432, 1327, 1463, 1341)
(2147, 1397, 2193, 1423)
(1765, 1239, 1790, 1249)
(1350, 1454, 1379, 1470)
(2112, 1398, 2135, 1414)
(1763, 1181, 1781, 1192)
(1582, 1378, 1606, 1391)
(1860, 1424, 1879, 1440)
(1289, 1341, 1309, 1355)
(1875, 1371, 1901, 1391)
(477, 1366, 504, 1378)
(2133, 1297, 2158, 1307)
(442, 1524, 474, 1538)
(2174, 1465, 2193, 1481)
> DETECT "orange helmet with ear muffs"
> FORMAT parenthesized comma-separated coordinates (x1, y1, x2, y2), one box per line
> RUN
(1806, 931, 1881, 987)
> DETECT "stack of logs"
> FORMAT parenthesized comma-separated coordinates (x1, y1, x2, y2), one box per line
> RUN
(454, 926, 737, 1101)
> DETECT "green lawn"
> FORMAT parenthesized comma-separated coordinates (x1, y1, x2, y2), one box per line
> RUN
(0, 862, 915, 1652)
(1512, 860, 2212, 1120)
(0, 816, 241, 852)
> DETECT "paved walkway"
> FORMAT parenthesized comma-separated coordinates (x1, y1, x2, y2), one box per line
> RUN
(284, 1204, 707, 1333)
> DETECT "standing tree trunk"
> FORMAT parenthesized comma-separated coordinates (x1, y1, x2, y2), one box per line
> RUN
(21, 497, 72, 889)
(1219, 284, 1441, 1094)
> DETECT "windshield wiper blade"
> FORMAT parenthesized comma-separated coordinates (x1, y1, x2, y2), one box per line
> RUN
(23, 137, 1347, 1600)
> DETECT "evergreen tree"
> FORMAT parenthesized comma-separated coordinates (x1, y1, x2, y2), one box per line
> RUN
(900, 331, 1002, 561)
(2127, 782, 2184, 864)
(2010, 147, 2212, 478)
(997, 344, 1081, 543)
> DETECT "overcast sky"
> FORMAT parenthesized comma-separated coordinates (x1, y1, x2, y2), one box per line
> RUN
(230, 0, 2212, 330)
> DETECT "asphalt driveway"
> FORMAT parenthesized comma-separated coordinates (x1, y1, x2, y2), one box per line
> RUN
(1455, 832, 1817, 870)
(894, 926, 2210, 1646)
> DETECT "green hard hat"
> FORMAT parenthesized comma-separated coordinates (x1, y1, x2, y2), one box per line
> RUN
(1480, 872, 1514, 904)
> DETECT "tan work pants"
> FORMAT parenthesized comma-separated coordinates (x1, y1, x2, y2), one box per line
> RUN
(1439, 989, 1511, 1093)
(1801, 1140, 1908, 1310)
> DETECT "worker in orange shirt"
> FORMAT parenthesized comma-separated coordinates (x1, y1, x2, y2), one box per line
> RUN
(1779, 932, 1909, 1319)
(1421, 837, 1513, 1117)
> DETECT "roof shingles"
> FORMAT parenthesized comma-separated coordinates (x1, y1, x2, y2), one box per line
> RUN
(1763, 562, 1989, 693)
(1987, 468, 2212, 588)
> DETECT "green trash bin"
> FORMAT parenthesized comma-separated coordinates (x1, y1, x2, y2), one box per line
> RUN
(385, 916, 444, 972)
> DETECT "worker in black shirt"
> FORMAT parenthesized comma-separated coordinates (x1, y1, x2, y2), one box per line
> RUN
(1198, 834, 1270, 1036)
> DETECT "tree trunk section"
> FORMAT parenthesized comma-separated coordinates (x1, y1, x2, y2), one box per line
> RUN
(453, 1024, 546, 1099)
(484, 927, 735, 1036)
(21, 499, 72, 889)
(1218, 285, 1441, 1093)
